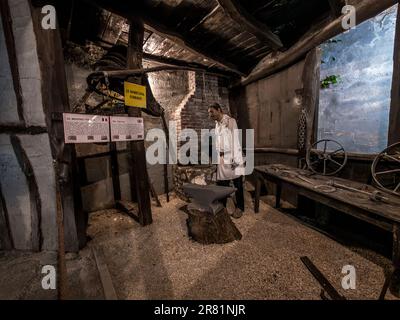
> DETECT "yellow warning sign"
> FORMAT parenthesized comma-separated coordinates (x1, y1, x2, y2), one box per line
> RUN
(124, 82, 146, 108)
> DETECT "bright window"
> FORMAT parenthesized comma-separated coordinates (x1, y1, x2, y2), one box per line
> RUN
(318, 5, 398, 154)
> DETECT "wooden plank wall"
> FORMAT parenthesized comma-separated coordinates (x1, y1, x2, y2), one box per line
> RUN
(232, 59, 305, 150)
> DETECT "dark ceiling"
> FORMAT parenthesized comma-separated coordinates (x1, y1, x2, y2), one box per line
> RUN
(44, 0, 339, 76)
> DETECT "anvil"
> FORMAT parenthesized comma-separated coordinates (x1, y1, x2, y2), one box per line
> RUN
(183, 183, 236, 214)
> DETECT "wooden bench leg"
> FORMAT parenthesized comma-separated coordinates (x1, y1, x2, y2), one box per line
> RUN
(254, 175, 261, 213)
(276, 184, 282, 209)
(390, 223, 400, 298)
(393, 223, 400, 269)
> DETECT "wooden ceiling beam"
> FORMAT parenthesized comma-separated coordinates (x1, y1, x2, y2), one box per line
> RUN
(87, 0, 246, 76)
(189, 4, 221, 32)
(238, 0, 397, 87)
(328, 0, 346, 18)
(142, 52, 233, 78)
(143, 23, 245, 76)
(217, 0, 283, 50)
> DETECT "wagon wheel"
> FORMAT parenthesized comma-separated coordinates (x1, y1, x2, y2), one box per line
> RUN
(372, 142, 400, 197)
(306, 139, 347, 176)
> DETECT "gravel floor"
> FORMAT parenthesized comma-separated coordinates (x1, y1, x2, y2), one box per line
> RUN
(85, 190, 398, 300)
(0, 188, 397, 300)
(0, 251, 57, 300)
(0, 247, 102, 300)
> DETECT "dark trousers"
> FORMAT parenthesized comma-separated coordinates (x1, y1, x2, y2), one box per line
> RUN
(216, 177, 245, 211)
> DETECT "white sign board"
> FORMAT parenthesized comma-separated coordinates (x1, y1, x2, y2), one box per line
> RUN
(63, 113, 110, 144)
(110, 116, 144, 141)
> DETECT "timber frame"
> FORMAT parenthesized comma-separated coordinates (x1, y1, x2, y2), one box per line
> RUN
(217, 0, 283, 50)
(239, 0, 398, 86)
(389, 5, 400, 146)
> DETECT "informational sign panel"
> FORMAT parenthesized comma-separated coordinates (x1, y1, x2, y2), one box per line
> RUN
(63, 113, 110, 144)
(124, 82, 147, 108)
(110, 116, 144, 141)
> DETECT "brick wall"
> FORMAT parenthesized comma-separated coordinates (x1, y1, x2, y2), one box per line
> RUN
(145, 67, 230, 188)
(180, 72, 230, 137)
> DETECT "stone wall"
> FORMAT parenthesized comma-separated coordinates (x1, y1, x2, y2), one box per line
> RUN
(173, 165, 216, 201)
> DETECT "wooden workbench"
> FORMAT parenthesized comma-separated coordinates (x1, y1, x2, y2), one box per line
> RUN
(254, 164, 400, 268)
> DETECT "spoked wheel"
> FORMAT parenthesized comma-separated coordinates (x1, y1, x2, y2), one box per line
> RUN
(372, 142, 400, 197)
(306, 139, 347, 176)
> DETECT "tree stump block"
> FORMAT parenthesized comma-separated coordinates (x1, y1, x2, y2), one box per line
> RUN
(186, 208, 242, 244)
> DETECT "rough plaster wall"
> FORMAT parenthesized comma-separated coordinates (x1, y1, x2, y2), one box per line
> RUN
(0, 14, 20, 125)
(0, 132, 58, 252)
(0, 1, 60, 251)
(0, 135, 32, 250)
(319, 5, 398, 154)
(243, 60, 305, 149)
(8, 0, 45, 126)
(147, 68, 189, 122)
(18, 134, 57, 251)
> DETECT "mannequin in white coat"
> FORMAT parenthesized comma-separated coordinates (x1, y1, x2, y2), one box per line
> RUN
(208, 103, 245, 219)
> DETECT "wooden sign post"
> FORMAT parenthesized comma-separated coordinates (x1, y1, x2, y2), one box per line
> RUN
(125, 18, 152, 226)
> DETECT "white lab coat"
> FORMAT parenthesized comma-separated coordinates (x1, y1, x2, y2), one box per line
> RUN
(215, 114, 245, 181)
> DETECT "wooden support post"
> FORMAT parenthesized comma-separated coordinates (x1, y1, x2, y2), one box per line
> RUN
(70, 147, 87, 249)
(110, 142, 121, 202)
(303, 47, 322, 154)
(393, 223, 400, 269)
(391, 223, 400, 298)
(126, 18, 152, 226)
(389, 6, 400, 146)
(55, 162, 68, 300)
(30, 3, 83, 251)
